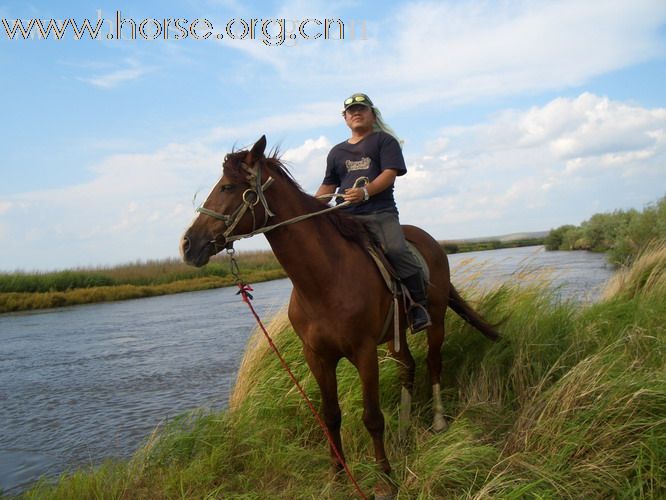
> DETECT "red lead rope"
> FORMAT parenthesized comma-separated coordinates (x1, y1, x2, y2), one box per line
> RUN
(236, 282, 368, 499)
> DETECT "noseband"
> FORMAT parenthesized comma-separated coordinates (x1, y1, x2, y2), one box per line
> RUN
(196, 159, 275, 249)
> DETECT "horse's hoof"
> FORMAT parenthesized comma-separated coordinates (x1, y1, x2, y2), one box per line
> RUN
(329, 465, 345, 481)
(432, 414, 448, 432)
(398, 428, 410, 443)
(374, 482, 398, 500)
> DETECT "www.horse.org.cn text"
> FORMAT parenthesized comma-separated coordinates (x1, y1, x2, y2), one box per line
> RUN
(2, 10, 369, 46)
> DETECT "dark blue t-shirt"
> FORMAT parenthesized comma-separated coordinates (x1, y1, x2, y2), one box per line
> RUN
(323, 131, 407, 215)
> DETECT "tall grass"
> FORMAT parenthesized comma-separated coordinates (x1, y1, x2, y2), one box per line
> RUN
(0, 252, 281, 292)
(16, 247, 666, 499)
(0, 251, 285, 313)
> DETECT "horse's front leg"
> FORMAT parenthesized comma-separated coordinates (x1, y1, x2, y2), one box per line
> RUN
(302, 347, 345, 473)
(354, 343, 396, 499)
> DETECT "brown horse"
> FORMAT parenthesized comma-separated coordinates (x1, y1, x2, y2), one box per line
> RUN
(180, 135, 499, 495)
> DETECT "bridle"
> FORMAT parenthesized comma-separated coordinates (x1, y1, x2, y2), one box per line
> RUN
(196, 159, 275, 250)
(196, 157, 366, 250)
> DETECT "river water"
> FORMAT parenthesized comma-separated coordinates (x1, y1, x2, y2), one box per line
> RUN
(0, 246, 614, 493)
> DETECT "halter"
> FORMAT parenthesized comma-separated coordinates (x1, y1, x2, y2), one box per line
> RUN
(196, 159, 276, 249)
(196, 158, 366, 249)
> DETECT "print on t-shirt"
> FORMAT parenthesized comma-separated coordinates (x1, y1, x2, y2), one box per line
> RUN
(346, 157, 371, 172)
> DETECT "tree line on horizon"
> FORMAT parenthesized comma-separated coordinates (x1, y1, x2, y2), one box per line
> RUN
(545, 195, 666, 265)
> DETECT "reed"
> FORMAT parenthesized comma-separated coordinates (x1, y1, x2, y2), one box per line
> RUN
(0, 251, 285, 313)
(16, 247, 666, 499)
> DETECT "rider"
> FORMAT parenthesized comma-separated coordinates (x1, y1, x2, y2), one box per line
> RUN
(314, 92, 432, 332)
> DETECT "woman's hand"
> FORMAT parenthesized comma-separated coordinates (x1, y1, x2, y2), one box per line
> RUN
(343, 187, 366, 203)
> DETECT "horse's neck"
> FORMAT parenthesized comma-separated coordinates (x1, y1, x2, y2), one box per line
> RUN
(263, 181, 356, 295)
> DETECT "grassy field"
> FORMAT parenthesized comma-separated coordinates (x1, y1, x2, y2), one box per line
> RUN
(13, 243, 665, 499)
(0, 252, 286, 313)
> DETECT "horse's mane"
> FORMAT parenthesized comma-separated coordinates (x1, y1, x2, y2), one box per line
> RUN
(225, 149, 371, 249)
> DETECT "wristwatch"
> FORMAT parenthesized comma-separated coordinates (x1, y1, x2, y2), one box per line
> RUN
(362, 187, 369, 201)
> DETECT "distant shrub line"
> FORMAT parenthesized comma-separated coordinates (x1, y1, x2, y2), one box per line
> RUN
(545, 195, 666, 265)
(440, 237, 544, 254)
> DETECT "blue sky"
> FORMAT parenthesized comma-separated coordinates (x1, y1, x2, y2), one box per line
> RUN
(1, 0, 665, 271)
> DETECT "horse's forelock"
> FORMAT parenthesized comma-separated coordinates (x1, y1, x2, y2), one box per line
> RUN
(223, 148, 289, 181)
(222, 150, 251, 183)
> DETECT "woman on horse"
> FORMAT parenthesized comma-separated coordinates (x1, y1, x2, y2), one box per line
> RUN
(315, 92, 432, 332)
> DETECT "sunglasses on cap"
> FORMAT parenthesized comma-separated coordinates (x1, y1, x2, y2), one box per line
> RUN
(343, 93, 373, 108)
(345, 95, 367, 105)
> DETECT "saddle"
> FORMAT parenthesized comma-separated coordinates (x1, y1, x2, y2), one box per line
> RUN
(366, 242, 430, 351)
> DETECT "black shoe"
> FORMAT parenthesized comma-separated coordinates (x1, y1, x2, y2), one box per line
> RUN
(409, 304, 432, 332)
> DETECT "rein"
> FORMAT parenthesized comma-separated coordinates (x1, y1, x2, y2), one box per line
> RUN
(196, 159, 366, 248)
(229, 258, 367, 498)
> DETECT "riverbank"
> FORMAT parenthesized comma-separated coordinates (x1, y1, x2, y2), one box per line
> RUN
(0, 252, 286, 314)
(0, 271, 287, 314)
(0, 239, 544, 314)
(17, 244, 665, 498)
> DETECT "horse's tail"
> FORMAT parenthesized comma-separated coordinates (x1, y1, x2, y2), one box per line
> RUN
(448, 284, 501, 341)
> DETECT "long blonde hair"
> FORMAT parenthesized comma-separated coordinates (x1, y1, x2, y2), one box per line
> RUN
(372, 106, 404, 148)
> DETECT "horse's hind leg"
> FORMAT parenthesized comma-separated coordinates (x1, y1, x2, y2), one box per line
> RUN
(303, 347, 345, 473)
(427, 317, 448, 432)
(388, 329, 415, 439)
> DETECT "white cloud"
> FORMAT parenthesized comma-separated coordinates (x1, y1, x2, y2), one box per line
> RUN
(0, 133, 333, 270)
(218, 0, 666, 108)
(396, 93, 666, 238)
(79, 58, 151, 89)
(0, 200, 12, 215)
(387, 0, 665, 101)
(1, 141, 221, 270)
(2, 92, 664, 271)
(203, 102, 341, 145)
(280, 135, 332, 191)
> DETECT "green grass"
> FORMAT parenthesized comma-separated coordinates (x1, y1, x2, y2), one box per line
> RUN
(10, 245, 666, 499)
(0, 251, 285, 313)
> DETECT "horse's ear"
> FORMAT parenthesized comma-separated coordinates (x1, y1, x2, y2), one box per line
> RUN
(249, 135, 267, 161)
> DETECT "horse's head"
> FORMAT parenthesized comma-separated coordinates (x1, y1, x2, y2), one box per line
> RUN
(181, 135, 273, 267)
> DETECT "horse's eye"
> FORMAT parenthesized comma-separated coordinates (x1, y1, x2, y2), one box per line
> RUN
(220, 184, 235, 193)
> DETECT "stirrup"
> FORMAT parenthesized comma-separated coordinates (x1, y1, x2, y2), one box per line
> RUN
(409, 303, 431, 333)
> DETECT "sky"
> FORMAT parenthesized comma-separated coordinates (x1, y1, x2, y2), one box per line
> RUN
(1, 0, 665, 272)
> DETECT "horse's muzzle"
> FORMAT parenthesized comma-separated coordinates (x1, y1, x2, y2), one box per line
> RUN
(181, 235, 212, 267)
(181, 233, 232, 267)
